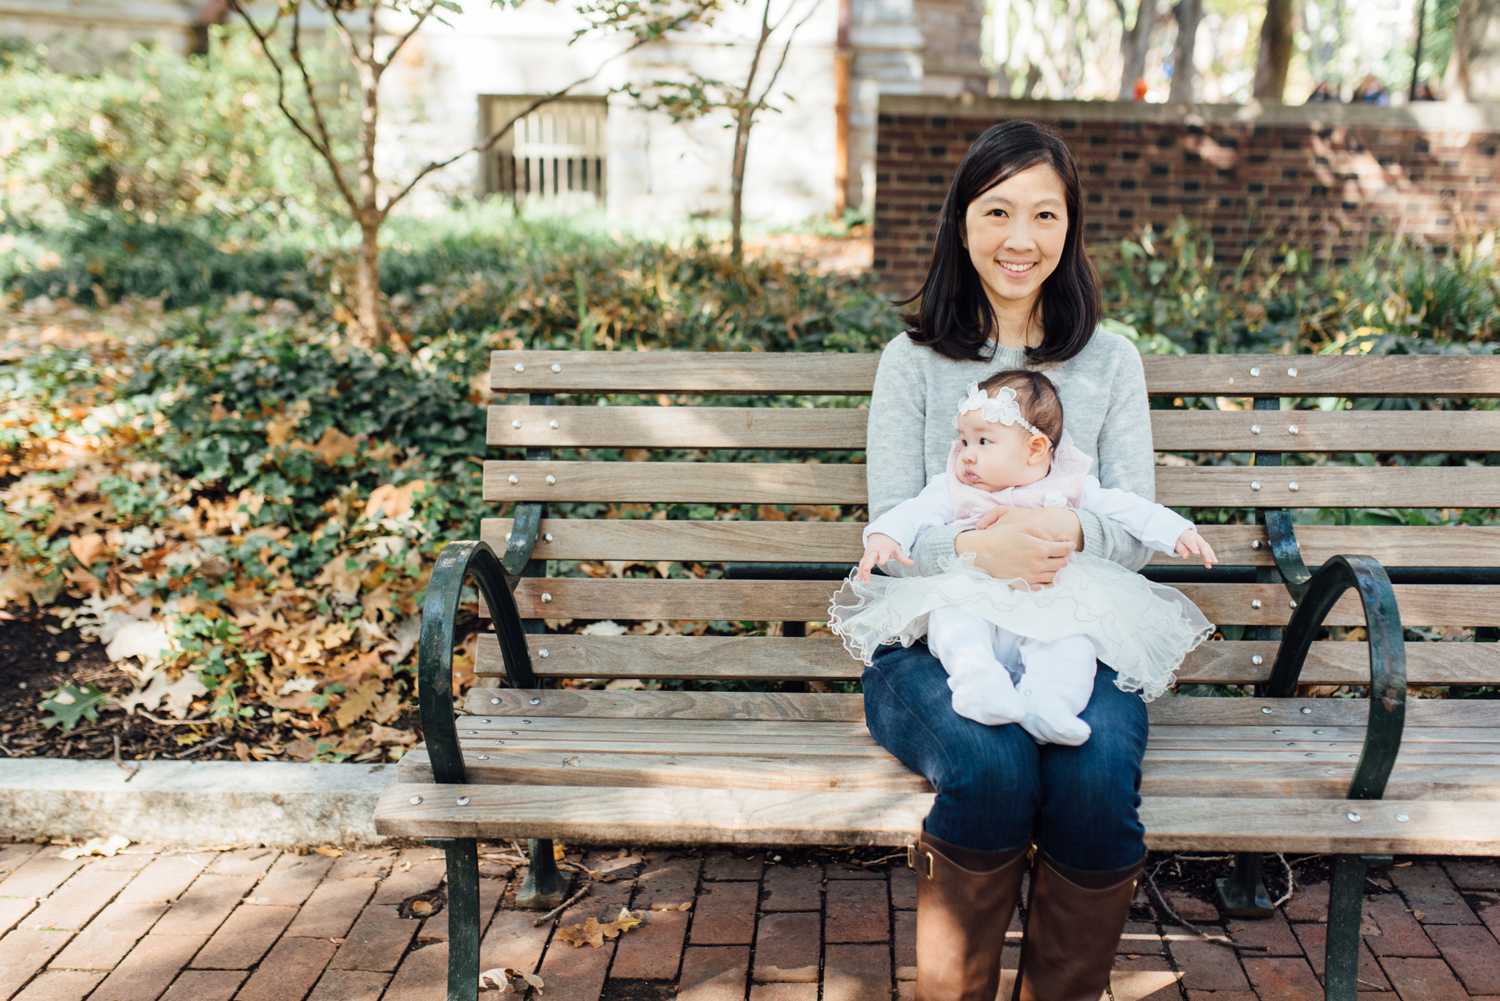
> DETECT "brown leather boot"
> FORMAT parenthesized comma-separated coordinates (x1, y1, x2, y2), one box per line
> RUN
(1013, 853, 1142, 1001)
(911, 830, 1028, 1001)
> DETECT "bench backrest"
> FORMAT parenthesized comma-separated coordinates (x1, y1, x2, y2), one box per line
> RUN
(476, 350, 1500, 692)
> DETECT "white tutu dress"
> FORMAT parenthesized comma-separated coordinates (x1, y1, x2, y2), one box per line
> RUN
(828, 432, 1214, 702)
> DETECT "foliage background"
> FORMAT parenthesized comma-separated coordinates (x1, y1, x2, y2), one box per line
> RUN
(1, 33, 1496, 762)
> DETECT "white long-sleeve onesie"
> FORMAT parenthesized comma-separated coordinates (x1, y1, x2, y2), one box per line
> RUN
(865, 473, 1193, 741)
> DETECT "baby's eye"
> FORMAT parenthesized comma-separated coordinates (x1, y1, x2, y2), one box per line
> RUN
(978, 436, 989, 445)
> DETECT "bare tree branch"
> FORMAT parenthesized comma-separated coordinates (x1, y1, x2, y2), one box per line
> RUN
(379, 7, 705, 218)
(320, 0, 370, 64)
(753, 0, 819, 111)
(741, 0, 775, 107)
(288, 3, 356, 205)
(226, 0, 360, 213)
(379, 1, 438, 74)
(367, 1, 379, 62)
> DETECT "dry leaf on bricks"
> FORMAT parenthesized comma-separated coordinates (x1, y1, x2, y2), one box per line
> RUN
(479, 968, 544, 993)
(554, 907, 644, 948)
(60, 835, 130, 859)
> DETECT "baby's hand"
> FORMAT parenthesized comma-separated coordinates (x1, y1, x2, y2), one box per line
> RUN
(1174, 528, 1217, 569)
(973, 507, 1010, 530)
(857, 533, 913, 583)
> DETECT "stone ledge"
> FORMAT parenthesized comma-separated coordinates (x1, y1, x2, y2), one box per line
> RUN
(0, 758, 396, 847)
(878, 93, 1500, 132)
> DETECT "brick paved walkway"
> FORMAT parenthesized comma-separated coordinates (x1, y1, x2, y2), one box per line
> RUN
(3, 840, 1500, 1000)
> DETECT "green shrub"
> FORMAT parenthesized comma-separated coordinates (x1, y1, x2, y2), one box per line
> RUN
(1101, 217, 1500, 354)
(0, 27, 353, 240)
(124, 307, 493, 579)
(0, 211, 322, 307)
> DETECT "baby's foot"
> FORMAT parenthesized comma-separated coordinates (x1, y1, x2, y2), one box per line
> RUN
(949, 678, 1027, 727)
(1017, 691, 1091, 746)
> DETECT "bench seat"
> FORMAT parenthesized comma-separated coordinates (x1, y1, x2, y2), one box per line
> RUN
(377, 690, 1500, 854)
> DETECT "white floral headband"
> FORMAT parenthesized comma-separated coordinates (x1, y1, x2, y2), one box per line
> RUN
(954, 383, 1049, 441)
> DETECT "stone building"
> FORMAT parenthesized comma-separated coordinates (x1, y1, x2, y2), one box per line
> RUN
(0, 0, 989, 226)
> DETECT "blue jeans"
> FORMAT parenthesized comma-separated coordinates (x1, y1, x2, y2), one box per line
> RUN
(862, 640, 1148, 871)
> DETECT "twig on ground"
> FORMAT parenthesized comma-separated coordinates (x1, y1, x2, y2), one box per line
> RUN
(1143, 857, 1268, 954)
(479, 850, 529, 867)
(175, 735, 229, 760)
(533, 883, 591, 927)
(1269, 852, 1295, 909)
(138, 711, 214, 727)
(113, 734, 140, 782)
(848, 850, 907, 869)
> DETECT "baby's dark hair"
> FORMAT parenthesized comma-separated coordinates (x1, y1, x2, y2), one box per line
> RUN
(976, 369, 1064, 446)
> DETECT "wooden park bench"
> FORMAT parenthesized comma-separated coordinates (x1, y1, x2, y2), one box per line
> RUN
(374, 349, 1500, 1001)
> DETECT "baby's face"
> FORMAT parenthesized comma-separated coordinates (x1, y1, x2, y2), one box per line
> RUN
(954, 411, 1050, 491)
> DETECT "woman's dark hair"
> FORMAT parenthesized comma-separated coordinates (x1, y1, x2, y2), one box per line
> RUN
(899, 120, 1100, 364)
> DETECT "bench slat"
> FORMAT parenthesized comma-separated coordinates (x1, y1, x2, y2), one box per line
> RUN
(489, 351, 1500, 397)
(482, 519, 1500, 569)
(488, 405, 1500, 453)
(484, 461, 1500, 507)
(396, 746, 1500, 801)
(443, 715, 1500, 745)
(378, 779, 925, 843)
(498, 578, 1500, 626)
(462, 688, 1499, 727)
(373, 781, 1500, 853)
(471, 634, 1500, 685)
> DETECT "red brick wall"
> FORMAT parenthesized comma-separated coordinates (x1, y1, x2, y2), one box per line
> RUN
(874, 96, 1500, 295)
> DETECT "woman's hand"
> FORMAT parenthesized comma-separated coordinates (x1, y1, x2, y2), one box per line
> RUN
(955, 509, 1081, 588)
(973, 506, 1084, 549)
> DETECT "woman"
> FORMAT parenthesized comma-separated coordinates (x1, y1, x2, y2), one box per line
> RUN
(863, 120, 1155, 1001)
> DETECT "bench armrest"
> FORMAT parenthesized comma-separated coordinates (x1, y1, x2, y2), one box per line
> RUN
(417, 540, 536, 784)
(1264, 554, 1408, 800)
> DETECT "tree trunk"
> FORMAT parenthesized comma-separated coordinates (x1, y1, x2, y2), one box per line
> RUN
(1442, 0, 1500, 101)
(729, 107, 752, 265)
(1117, 0, 1159, 99)
(356, 216, 382, 351)
(356, 46, 386, 349)
(1168, 0, 1202, 103)
(1252, 0, 1296, 101)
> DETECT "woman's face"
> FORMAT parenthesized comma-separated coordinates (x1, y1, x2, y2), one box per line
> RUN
(961, 162, 1069, 315)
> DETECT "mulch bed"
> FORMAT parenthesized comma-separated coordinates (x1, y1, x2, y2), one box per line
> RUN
(0, 604, 429, 761)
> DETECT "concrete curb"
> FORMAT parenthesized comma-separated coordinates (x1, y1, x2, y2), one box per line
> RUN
(0, 758, 396, 847)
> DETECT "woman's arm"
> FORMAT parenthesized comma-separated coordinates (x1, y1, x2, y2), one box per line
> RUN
(865, 339, 961, 577)
(1079, 344, 1158, 572)
(864, 475, 952, 553)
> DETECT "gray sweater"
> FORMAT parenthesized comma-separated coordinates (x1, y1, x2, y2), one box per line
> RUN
(866, 328, 1158, 576)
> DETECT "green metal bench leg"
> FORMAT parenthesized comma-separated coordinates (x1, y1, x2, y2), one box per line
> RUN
(1324, 855, 1368, 1001)
(443, 838, 480, 1001)
(516, 837, 568, 910)
(1215, 852, 1274, 918)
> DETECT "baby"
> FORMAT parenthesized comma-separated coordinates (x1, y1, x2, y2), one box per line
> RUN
(828, 369, 1217, 746)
